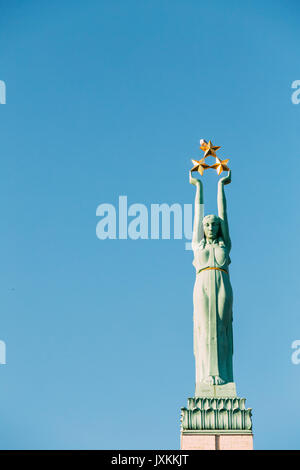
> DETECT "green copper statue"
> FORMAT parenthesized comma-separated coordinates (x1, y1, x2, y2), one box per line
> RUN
(180, 140, 253, 438)
(190, 168, 233, 393)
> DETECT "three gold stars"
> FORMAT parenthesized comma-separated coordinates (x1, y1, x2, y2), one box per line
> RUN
(190, 139, 230, 176)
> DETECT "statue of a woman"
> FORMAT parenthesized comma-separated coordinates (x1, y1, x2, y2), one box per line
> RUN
(190, 170, 233, 392)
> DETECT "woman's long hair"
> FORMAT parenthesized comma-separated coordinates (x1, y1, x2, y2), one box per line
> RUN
(199, 214, 224, 248)
(198, 214, 231, 265)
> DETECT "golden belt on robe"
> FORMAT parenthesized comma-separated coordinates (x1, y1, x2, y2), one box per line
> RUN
(198, 267, 228, 274)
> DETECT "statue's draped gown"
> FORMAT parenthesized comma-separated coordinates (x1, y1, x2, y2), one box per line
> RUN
(193, 239, 233, 385)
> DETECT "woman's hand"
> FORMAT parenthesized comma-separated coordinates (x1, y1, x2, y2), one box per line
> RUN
(189, 171, 202, 186)
(219, 170, 231, 186)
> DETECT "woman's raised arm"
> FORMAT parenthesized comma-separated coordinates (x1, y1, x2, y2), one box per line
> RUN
(217, 170, 231, 250)
(189, 172, 204, 249)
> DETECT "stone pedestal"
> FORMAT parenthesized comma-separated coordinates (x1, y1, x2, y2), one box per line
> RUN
(180, 385, 253, 450)
(181, 431, 253, 450)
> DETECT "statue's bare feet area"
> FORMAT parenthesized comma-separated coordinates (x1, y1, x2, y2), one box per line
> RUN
(203, 375, 225, 385)
(203, 375, 214, 385)
(214, 375, 225, 385)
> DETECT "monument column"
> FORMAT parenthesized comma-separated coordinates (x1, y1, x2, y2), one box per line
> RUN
(180, 139, 253, 450)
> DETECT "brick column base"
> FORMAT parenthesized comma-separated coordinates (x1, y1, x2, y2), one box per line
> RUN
(181, 432, 253, 450)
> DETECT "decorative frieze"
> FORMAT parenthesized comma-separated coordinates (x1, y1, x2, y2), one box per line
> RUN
(181, 397, 252, 431)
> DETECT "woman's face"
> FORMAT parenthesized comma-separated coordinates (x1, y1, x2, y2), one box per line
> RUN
(203, 216, 219, 240)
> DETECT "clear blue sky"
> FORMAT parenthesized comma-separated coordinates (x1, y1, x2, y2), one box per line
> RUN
(0, 0, 299, 449)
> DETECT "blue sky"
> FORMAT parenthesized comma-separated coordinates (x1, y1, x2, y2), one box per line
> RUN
(0, 0, 299, 449)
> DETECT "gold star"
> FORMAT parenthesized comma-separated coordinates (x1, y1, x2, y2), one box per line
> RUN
(199, 139, 208, 152)
(203, 140, 221, 158)
(190, 158, 210, 176)
(210, 157, 230, 175)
